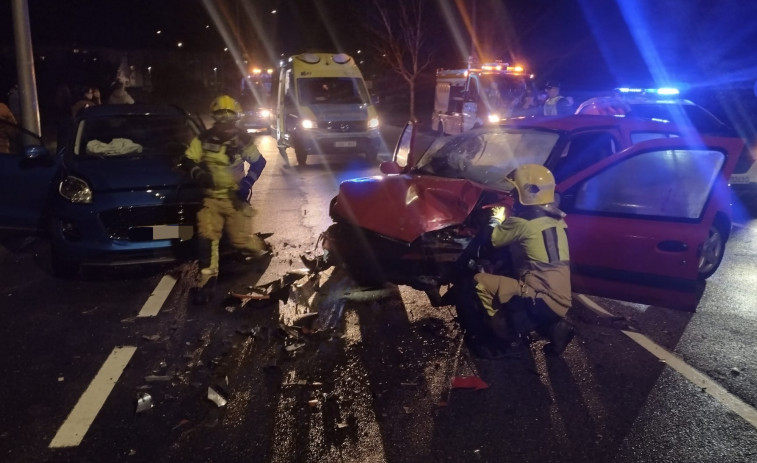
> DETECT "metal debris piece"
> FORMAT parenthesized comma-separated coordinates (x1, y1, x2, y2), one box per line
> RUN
(403, 406, 413, 414)
(400, 382, 419, 387)
(284, 341, 306, 352)
(336, 422, 349, 429)
(58, 376, 64, 382)
(121, 316, 136, 324)
(286, 268, 311, 277)
(207, 386, 228, 407)
(142, 334, 161, 342)
(136, 392, 154, 413)
(342, 286, 396, 302)
(308, 399, 320, 407)
(145, 375, 173, 382)
(731, 367, 741, 376)
(292, 312, 320, 334)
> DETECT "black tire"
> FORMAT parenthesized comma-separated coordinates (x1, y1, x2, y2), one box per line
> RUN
(293, 136, 307, 166)
(327, 224, 387, 286)
(697, 223, 726, 280)
(295, 146, 307, 165)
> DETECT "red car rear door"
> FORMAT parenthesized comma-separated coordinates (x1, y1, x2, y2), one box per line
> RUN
(556, 135, 743, 311)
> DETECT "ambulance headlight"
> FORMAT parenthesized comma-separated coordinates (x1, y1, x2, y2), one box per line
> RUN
(301, 119, 317, 129)
(367, 117, 380, 129)
(487, 114, 501, 124)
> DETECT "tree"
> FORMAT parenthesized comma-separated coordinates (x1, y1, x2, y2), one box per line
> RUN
(369, 0, 434, 121)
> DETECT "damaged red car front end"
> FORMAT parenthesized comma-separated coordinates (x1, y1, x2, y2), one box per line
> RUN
(324, 173, 511, 290)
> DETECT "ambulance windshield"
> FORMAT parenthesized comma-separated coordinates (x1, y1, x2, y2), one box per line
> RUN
(298, 77, 371, 105)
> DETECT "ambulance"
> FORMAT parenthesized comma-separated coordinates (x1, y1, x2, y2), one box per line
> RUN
(275, 53, 381, 165)
(431, 60, 531, 135)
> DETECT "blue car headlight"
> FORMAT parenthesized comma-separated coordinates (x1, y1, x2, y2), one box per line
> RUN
(59, 176, 93, 204)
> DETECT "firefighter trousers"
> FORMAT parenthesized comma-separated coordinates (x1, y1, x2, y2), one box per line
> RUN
(473, 272, 566, 337)
(195, 196, 266, 286)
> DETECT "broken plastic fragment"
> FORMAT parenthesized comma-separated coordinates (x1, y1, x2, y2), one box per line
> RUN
(136, 392, 154, 413)
(308, 399, 320, 407)
(450, 376, 489, 390)
(207, 386, 228, 407)
(284, 341, 306, 352)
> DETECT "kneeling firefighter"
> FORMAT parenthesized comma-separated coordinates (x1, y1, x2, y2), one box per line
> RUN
(456, 164, 574, 358)
(181, 95, 269, 304)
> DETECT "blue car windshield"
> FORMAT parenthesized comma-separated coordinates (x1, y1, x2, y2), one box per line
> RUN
(414, 128, 560, 191)
(75, 115, 199, 157)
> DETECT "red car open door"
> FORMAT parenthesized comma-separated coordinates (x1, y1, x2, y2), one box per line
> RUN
(556, 135, 743, 311)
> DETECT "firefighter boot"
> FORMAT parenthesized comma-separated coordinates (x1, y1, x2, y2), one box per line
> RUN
(191, 276, 217, 305)
(543, 319, 575, 356)
(240, 234, 271, 262)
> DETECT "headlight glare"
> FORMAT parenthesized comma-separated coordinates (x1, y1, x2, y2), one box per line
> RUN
(301, 119, 317, 129)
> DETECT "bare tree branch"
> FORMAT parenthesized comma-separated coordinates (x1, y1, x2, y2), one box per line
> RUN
(369, 0, 434, 119)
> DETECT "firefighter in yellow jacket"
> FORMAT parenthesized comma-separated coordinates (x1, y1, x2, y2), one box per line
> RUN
(182, 95, 269, 304)
(458, 164, 574, 358)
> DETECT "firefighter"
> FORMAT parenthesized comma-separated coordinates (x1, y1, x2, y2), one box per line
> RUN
(456, 164, 574, 358)
(182, 95, 269, 304)
(542, 81, 573, 116)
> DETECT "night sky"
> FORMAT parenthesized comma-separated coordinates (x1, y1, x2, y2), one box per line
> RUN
(2, 0, 756, 94)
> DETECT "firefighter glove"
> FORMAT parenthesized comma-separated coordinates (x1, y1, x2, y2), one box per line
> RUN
(238, 177, 254, 203)
(190, 163, 214, 189)
(489, 206, 506, 226)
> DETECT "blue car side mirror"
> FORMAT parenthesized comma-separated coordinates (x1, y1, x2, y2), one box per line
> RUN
(24, 145, 49, 160)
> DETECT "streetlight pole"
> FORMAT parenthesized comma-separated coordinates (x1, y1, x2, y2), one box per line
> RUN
(10, 0, 41, 142)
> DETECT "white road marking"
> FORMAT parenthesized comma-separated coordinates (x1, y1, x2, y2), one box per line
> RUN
(623, 330, 757, 428)
(575, 293, 614, 316)
(575, 293, 757, 430)
(49, 346, 137, 448)
(138, 275, 177, 317)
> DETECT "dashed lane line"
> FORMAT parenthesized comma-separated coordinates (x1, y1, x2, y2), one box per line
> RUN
(575, 294, 757, 430)
(138, 275, 177, 317)
(49, 346, 137, 448)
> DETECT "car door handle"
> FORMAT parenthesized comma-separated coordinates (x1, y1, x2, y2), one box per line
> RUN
(657, 240, 688, 252)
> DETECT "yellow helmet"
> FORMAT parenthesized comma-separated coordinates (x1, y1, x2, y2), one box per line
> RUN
(506, 164, 556, 206)
(210, 95, 242, 122)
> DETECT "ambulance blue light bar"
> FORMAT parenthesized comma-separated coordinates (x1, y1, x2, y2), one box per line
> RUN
(617, 87, 680, 96)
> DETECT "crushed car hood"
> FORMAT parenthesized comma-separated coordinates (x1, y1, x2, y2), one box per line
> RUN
(330, 174, 486, 243)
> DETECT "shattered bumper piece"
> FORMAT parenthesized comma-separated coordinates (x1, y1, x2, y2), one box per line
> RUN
(136, 392, 154, 413)
(207, 386, 228, 407)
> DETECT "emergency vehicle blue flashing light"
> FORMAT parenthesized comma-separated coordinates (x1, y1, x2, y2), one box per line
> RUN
(616, 87, 679, 96)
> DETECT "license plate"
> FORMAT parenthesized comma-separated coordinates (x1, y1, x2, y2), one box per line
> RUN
(129, 225, 194, 241)
(335, 141, 357, 148)
(729, 175, 751, 185)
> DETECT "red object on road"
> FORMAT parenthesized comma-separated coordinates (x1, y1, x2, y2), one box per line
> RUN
(450, 376, 489, 390)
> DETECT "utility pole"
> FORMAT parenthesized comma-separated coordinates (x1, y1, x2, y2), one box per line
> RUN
(11, 0, 41, 142)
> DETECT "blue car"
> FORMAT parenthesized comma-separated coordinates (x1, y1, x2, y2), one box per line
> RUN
(0, 104, 205, 276)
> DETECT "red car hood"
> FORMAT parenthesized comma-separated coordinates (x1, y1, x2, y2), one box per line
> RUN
(330, 174, 486, 243)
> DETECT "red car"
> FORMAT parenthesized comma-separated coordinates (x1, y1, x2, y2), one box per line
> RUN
(321, 115, 743, 311)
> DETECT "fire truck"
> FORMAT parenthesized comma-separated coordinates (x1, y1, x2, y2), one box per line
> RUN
(431, 60, 532, 135)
